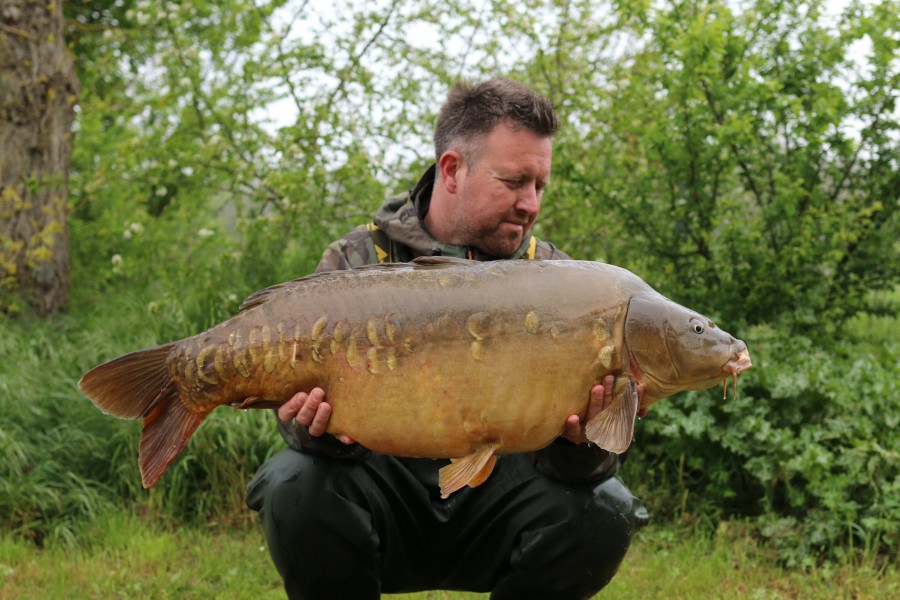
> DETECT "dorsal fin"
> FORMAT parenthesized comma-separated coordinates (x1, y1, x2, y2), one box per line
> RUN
(239, 259, 471, 312)
(238, 272, 332, 312)
(238, 266, 402, 312)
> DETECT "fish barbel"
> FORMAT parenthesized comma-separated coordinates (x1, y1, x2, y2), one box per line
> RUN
(79, 257, 752, 498)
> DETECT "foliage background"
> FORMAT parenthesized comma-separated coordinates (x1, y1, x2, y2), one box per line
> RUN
(1, 0, 897, 569)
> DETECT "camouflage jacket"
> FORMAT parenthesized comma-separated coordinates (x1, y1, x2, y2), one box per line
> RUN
(279, 164, 627, 484)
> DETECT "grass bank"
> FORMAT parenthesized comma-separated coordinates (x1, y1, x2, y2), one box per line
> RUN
(0, 512, 895, 599)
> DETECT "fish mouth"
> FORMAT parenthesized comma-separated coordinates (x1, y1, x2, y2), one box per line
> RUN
(721, 346, 752, 400)
(723, 347, 752, 377)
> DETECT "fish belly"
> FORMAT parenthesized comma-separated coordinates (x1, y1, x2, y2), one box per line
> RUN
(321, 329, 600, 458)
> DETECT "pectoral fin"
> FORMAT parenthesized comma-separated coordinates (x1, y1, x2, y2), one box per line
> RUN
(438, 443, 499, 499)
(584, 378, 638, 453)
(229, 396, 283, 410)
(465, 454, 498, 489)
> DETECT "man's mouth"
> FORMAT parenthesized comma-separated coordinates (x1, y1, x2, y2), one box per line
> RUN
(502, 220, 529, 235)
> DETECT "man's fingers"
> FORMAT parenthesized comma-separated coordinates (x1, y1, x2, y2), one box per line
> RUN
(585, 374, 615, 421)
(294, 387, 325, 427)
(277, 391, 307, 423)
(560, 375, 619, 445)
(278, 388, 329, 432)
(601, 374, 614, 411)
(307, 401, 331, 437)
(564, 415, 583, 442)
(587, 385, 604, 420)
(277, 387, 345, 441)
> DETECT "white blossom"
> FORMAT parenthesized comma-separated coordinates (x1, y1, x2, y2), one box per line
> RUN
(111, 254, 124, 274)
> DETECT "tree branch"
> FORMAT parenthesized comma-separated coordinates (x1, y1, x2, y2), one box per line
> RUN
(326, 0, 402, 108)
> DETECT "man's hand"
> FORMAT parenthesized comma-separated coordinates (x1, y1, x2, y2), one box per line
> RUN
(279, 387, 355, 445)
(562, 374, 615, 445)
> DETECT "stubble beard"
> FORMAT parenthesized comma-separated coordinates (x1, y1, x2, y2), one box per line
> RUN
(459, 218, 529, 258)
(453, 175, 530, 258)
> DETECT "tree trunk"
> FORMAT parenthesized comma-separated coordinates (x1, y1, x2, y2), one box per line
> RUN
(0, 1, 79, 314)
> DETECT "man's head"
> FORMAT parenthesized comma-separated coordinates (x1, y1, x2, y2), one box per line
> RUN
(433, 78, 559, 166)
(427, 79, 559, 258)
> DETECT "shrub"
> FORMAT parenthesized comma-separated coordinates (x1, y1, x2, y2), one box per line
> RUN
(624, 319, 899, 566)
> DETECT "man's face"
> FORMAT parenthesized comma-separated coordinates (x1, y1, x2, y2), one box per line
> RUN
(450, 122, 552, 257)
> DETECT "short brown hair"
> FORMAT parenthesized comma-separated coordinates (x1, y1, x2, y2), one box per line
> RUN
(433, 78, 559, 163)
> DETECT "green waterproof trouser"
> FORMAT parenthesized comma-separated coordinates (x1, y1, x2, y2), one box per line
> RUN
(246, 448, 648, 600)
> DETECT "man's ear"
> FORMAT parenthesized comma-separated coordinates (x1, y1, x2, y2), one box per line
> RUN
(437, 150, 464, 194)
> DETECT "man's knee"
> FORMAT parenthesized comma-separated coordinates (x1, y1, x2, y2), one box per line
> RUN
(246, 449, 320, 523)
(246, 449, 382, 598)
(247, 449, 376, 536)
(493, 477, 646, 599)
(564, 477, 647, 585)
(592, 475, 650, 532)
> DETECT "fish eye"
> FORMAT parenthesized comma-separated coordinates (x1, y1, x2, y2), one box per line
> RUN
(690, 319, 704, 334)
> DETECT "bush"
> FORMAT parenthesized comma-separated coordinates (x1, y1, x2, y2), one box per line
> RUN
(0, 271, 293, 543)
(624, 319, 899, 566)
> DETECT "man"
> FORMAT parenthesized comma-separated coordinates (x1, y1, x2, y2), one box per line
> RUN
(246, 78, 648, 599)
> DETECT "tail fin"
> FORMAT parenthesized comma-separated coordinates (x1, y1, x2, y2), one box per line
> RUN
(78, 344, 210, 488)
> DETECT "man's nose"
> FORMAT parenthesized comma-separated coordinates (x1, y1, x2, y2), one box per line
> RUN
(515, 184, 541, 216)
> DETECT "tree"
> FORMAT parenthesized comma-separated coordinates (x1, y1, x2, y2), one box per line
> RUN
(0, 1, 79, 314)
(546, 0, 899, 337)
(553, 0, 898, 562)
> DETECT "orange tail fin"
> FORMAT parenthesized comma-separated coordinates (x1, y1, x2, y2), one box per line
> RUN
(78, 344, 210, 488)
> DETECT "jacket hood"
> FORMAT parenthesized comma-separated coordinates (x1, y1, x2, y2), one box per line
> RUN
(373, 164, 535, 261)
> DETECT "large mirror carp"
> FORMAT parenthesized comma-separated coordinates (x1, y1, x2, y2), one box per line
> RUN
(79, 257, 751, 498)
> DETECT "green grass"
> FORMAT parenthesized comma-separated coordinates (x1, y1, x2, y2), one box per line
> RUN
(0, 513, 895, 599)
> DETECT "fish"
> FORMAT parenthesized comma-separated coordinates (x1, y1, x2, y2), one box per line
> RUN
(79, 257, 752, 498)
